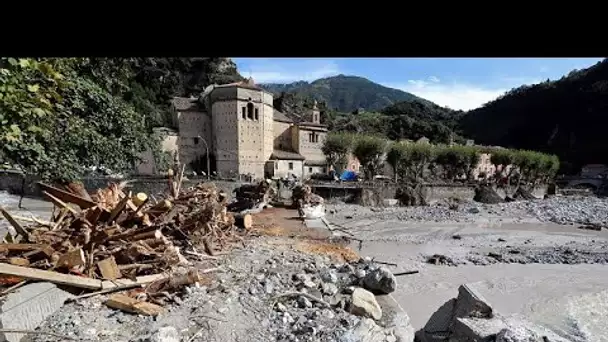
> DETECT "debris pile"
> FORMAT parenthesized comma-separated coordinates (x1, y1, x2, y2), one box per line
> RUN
(0, 178, 243, 314)
(228, 180, 273, 213)
(292, 184, 326, 219)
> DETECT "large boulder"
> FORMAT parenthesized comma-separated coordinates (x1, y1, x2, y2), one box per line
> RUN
(363, 267, 397, 294)
(473, 185, 504, 204)
(350, 288, 383, 320)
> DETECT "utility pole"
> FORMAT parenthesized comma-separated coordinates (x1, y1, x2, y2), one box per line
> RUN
(197, 136, 211, 181)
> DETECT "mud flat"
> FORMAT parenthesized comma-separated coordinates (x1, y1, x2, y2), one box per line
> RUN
(326, 198, 608, 341)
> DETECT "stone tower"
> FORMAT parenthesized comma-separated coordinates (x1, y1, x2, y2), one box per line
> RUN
(311, 100, 321, 124)
(208, 78, 273, 179)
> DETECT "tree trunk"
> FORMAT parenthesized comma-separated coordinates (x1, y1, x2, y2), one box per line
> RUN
(18, 177, 26, 209)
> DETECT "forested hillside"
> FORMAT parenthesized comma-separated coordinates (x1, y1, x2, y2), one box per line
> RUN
(261, 75, 431, 112)
(324, 100, 466, 144)
(460, 59, 608, 173)
(0, 57, 243, 181)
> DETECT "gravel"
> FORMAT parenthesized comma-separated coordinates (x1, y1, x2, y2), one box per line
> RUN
(24, 238, 402, 342)
(327, 195, 608, 227)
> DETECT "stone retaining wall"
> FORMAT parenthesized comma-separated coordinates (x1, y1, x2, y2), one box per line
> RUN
(0, 171, 246, 200)
(0, 170, 549, 205)
(308, 182, 549, 204)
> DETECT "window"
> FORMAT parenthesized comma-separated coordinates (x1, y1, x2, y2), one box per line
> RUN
(309, 167, 313, 173)
(275, 162, 278, 170)
(247, 103, 254, 120)
(288, 162, 293, 170)
(254, 108, 259, 120)
(241, 107, 246, 119)
(193, 137, 200, 145)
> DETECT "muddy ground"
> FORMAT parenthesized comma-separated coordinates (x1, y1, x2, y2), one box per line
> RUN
(4, 192, 608, 341)
(326, 197, 608, 341)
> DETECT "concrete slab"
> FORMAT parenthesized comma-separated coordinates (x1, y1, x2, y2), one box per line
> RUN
(0, 282, 74, 342)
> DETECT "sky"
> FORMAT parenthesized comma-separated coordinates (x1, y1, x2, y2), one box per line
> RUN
(232, 58, 604, 111)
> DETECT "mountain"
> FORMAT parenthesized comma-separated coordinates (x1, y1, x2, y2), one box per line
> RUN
(261, 74, 432, 112)
(459, 59, 608, 173)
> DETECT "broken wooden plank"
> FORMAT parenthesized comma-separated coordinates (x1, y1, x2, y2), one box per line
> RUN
(38, 182, 97, 209)
(0, 214, 52, 227)
(42, 191, 79, 216)
(0, 207, 31, 242)
(0, 263, 102, 289)
(85, 206, 103, 225)
(107, 191, 131, 223)
(65, 182, 93, 201)
(56, 248, 86, 269)
(8, 257, 30, 267)
(0, 244, 48, 253)
(100, 273, 168, 289)
(97, 256, 121, 280)
(104, 293, 164, 316)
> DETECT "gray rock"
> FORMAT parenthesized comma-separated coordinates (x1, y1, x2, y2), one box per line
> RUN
(297, 296, 313, 308)
(350, 288, 382, 320)
(141, 326, 179, 342)
(321, 270, 339, 283)
(340, 318, 386, 342)
(452, 283, 493, 319)
(322, 283, 339, 296)
(363, 267, 397, 294)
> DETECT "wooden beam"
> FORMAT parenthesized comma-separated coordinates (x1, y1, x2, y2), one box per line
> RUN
(55, 248, 86, 269)
(104, 293, 164, 316)
(42, 191, 78, 216)
(0, 207, 31, 242)
(97, 256, 121, 280)
(0, 244, 48, 253)
(107, 191, 131, 223)
(38, 183, 97, 209)
(0, 263, 102, 289)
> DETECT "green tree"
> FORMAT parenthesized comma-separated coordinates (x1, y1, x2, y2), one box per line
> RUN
(0, 58, 153, 183)
(352, 135, 388, 180)
(321, 132, 354, 173)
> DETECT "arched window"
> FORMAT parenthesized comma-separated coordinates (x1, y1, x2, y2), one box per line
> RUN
(247, 103, 254, 120)
(254, 108, 259, 120)
(241, 107, 246, 119)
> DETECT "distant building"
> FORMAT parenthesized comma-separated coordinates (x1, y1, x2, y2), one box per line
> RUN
(137, 78, 328, 179)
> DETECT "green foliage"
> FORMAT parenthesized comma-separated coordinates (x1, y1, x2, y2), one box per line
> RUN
(487, 147, 560, 185)
(352, 135, 388, 180)
(459, 59, 607, 173)
(321, 132, 355, 173)
(435, 145, 480, 180)
(0, 57, 243, 182)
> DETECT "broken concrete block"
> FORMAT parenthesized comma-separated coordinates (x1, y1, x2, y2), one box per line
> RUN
(0, 282, 74, 342)
(339, 318, 386, 342)
(452, 283, 493, 319)
(363, 267, 397, 294)
(350, 288, 382, 320)
(450, 317, 507, 342)
(416, 298, 456, 341)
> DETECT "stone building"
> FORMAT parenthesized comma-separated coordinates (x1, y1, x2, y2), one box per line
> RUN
(138, 78, 328, 180)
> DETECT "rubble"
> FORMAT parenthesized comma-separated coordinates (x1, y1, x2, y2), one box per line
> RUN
(0, 173, 246, 320)
(292, 184, 326, 219)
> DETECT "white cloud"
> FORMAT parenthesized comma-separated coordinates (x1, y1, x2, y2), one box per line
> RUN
(242, 59, 341, 83)
(387, 76, 542, 111)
